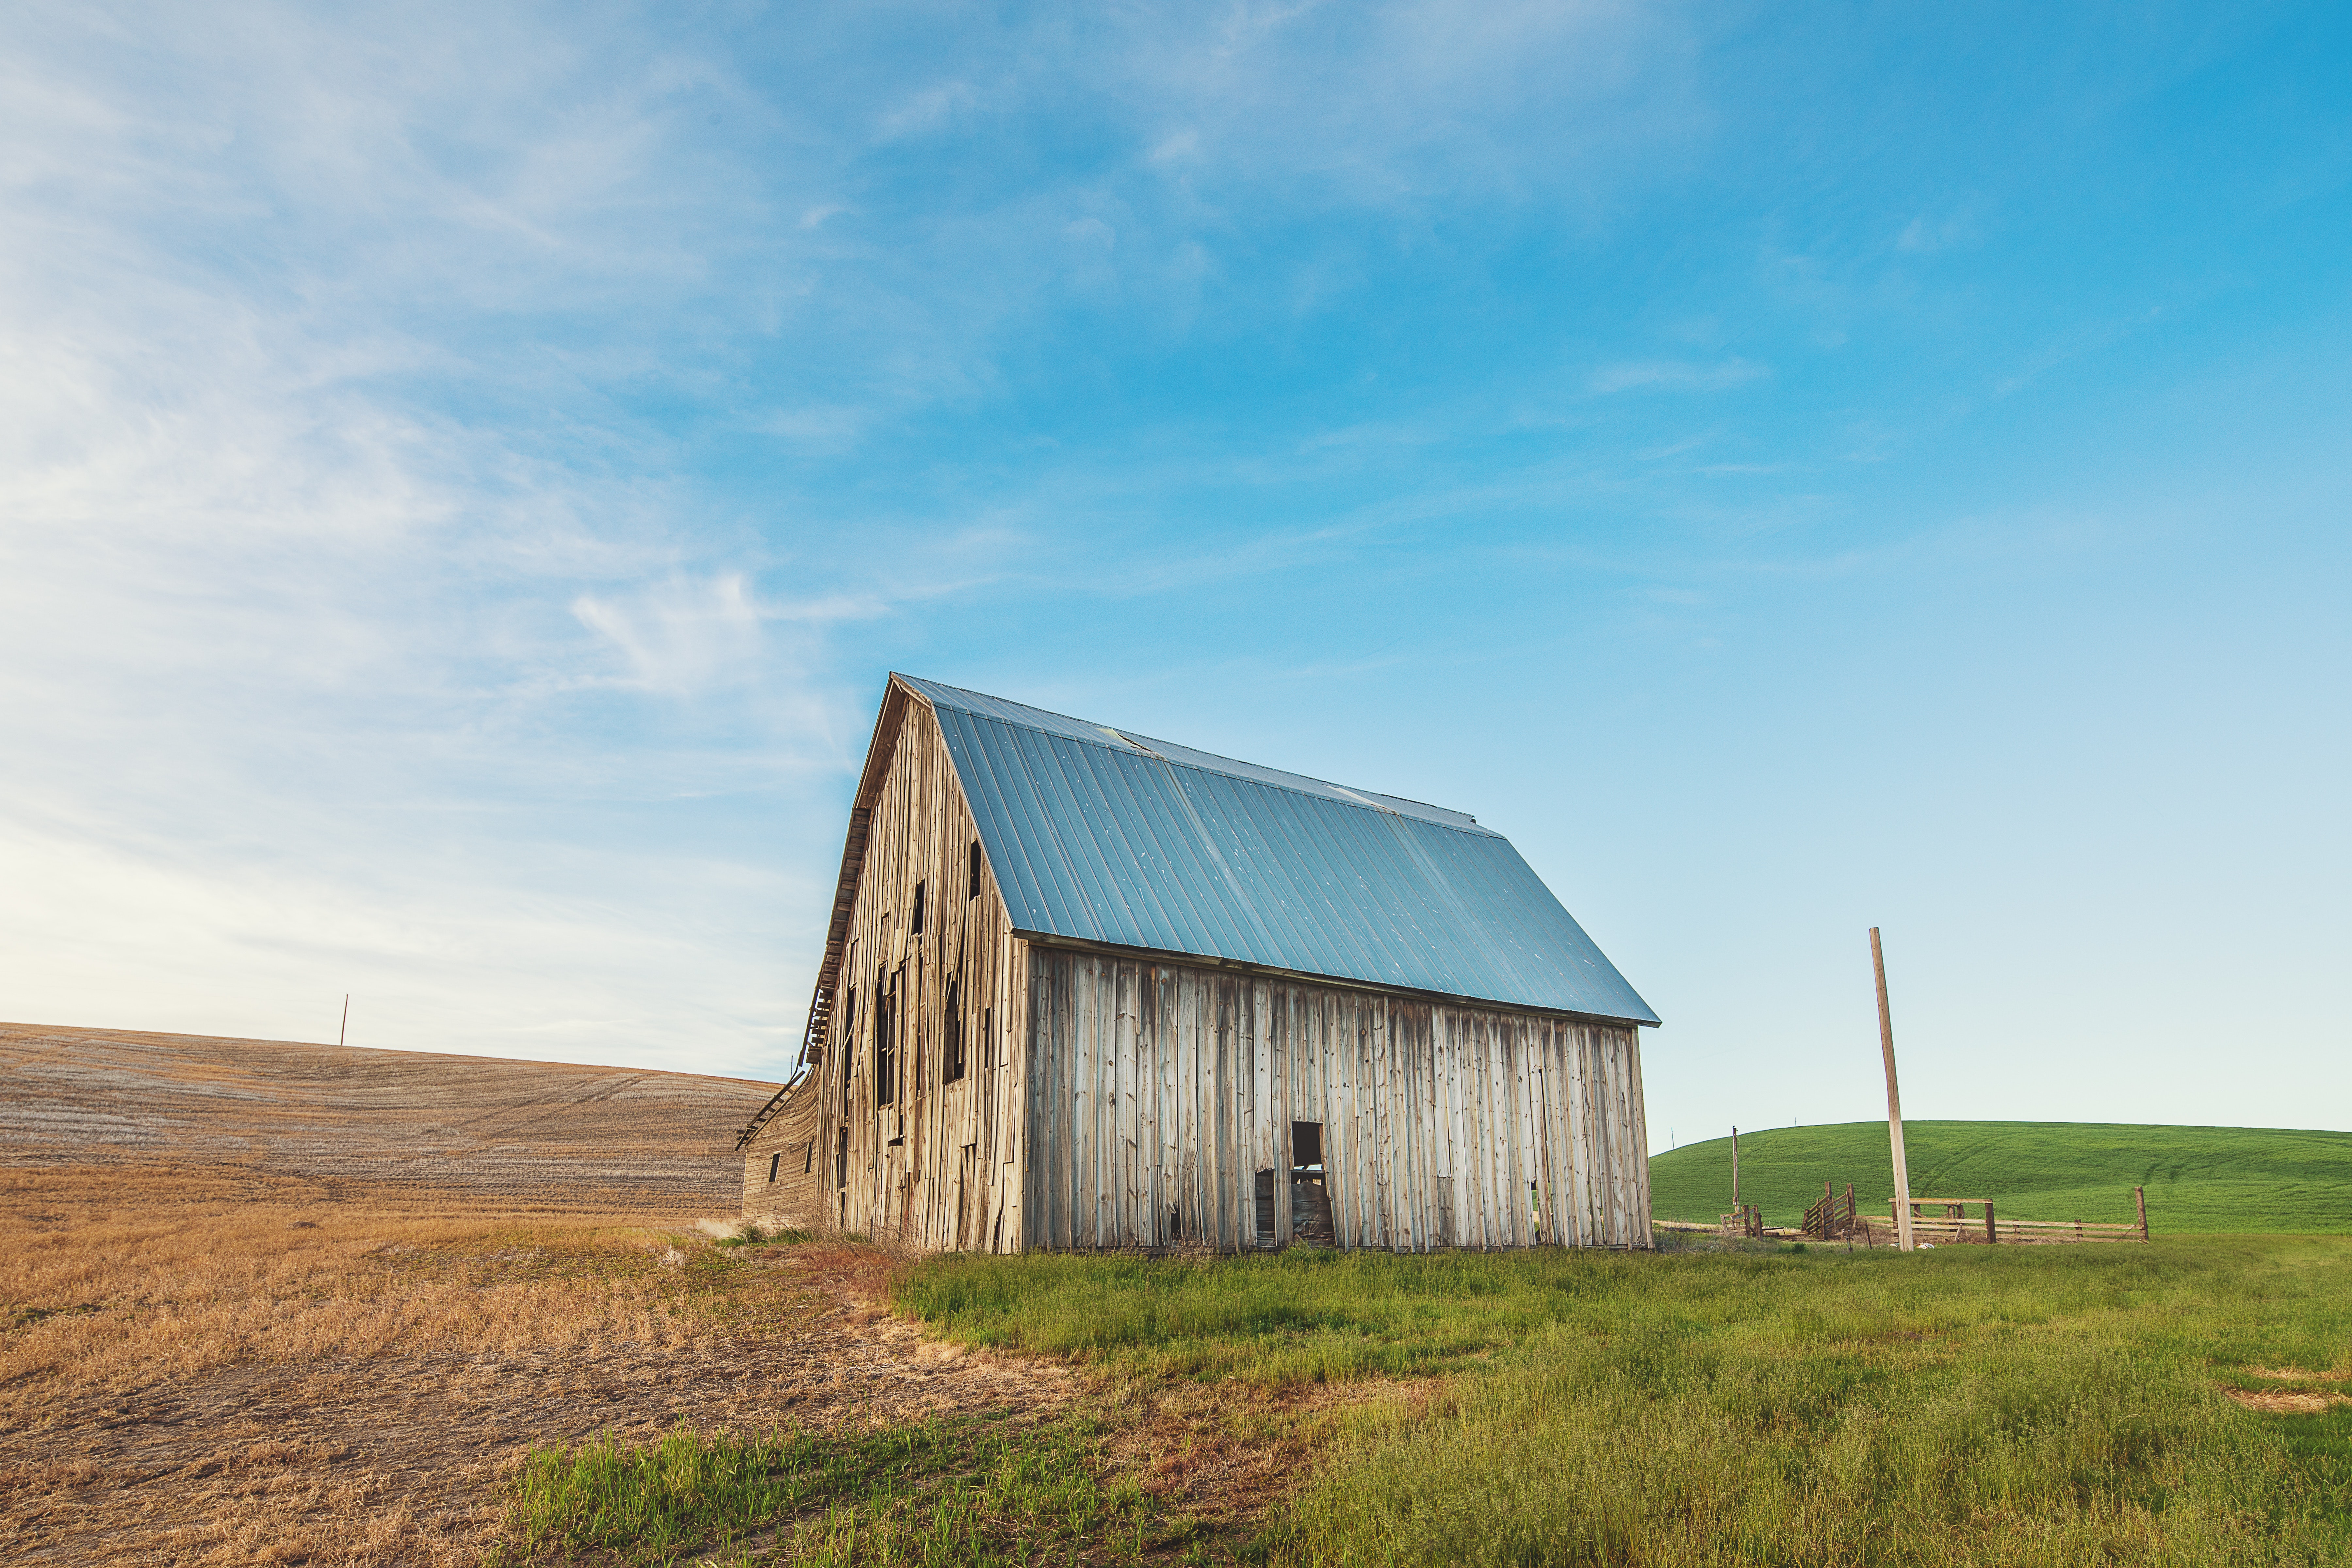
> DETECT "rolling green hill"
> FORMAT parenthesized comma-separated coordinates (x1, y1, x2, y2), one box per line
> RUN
(1647, 1120, 2352, 1233)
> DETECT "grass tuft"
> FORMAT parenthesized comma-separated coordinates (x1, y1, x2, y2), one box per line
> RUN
(491, 1416, 1173, 1566)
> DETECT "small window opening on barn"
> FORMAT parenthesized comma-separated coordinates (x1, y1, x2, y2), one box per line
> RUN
(874, 984, 896, 1105)
(1290, 1121, 1324, 1170)
(910, 881, 926, 935)
(943, 978, 965, 1083)
(834, 1127, 848, 1192)
(767, 1151, 780, 1184)
(968, 839, 982, 899)
(838, 982, 858, 1116)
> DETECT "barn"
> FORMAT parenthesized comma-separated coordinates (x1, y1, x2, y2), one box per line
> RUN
(738, 674, 1660, 1252)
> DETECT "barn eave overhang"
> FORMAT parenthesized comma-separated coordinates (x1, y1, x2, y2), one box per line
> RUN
(1013, 930, 1663, 1032)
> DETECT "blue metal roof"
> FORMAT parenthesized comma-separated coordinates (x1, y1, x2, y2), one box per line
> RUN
(900, 676, 1659, 1026)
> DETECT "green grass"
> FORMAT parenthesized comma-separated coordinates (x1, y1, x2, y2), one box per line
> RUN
(893, 1247, 1569, 1386)
(903, 1237, 2352, 1566)
(1649, 1120, 2352, 1232)
(504, 1235, 2352, 1564)
(491, 1415, 1169, 1566)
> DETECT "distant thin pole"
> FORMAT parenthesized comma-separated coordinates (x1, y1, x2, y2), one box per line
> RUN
(1731, 1126, 1740, 1206)
(339, 994, 349, 1049)
(1872, 928, 1915, 1253)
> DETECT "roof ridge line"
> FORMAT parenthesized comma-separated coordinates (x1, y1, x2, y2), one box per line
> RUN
(938, 702, 1498, 838)
(898, 673, 1494, 837)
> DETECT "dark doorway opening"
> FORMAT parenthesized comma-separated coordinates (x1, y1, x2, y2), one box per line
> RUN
(1291, 1121, 1335, 1246)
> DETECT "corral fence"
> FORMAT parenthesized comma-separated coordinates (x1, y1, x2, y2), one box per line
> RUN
(1662, 1185, 2153, 1248)
(1802, 1183, 1879, 1245)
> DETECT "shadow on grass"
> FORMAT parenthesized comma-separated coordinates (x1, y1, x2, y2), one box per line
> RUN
(486, 1414, 1197, 1567)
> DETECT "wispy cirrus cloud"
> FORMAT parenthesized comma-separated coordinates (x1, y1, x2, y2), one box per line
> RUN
(0, 0, 893, 1070)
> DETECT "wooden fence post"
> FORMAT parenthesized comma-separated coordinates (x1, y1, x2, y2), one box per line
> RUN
(1871, 929, 1915, 1253)
(1984, 1200, 1996, 1245)
(2135, 1185, 2149, 1241)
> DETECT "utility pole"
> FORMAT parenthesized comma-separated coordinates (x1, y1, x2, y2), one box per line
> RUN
(1872, 928, 1915, 1252)
(1731, 1126, 1740, 1207)
(339, 994, 350, 1050)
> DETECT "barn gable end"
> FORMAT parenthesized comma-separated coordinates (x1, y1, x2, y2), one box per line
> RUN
(743, 681, 1025, 1249)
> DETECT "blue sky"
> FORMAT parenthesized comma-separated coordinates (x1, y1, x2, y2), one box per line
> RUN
(4, 1, 2346, 1144)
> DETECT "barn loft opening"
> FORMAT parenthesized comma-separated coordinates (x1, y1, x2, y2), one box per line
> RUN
(873, 978, 896, 1105)
(767, 1151, 780, 1184)
(968, 839, 981, 898)
(943, 977, 966, 1082)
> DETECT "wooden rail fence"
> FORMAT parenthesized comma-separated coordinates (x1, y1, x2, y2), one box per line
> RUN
(1896, 1190, 2150, 1245)
(1664, 1187, 2153, 1249)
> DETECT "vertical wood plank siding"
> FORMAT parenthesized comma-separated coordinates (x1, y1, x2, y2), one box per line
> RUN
(794, 699, 1028, 1253)
(1023, 946, 1653, 1252)
(740, 1070, 822, 1226)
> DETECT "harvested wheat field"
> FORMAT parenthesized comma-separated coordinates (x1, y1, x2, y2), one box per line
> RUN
(0, 1021, 786, 1208)
(0, 1025, 1080, 1566)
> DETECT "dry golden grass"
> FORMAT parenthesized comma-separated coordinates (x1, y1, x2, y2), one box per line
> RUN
(0, 1027, 1085, 1566)
(1, 1163, 1068, 1567)
(3, 1166, 770, 1417)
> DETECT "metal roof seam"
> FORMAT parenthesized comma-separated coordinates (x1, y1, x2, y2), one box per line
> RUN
(1085, 743, 1219, 959)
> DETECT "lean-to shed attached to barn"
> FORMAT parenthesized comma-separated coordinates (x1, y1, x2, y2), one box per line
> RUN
(738, 675, 1660, 1252)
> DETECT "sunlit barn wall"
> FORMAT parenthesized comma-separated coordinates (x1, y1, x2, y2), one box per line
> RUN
(1023, 948, 1651, 1252)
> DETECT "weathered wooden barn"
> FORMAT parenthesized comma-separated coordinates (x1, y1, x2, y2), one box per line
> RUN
(738, 675, 1660, 1252)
